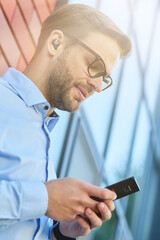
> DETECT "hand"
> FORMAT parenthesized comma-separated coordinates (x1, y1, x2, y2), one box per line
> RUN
(57, 200, 115, 238)
(44, 177, 116, 221)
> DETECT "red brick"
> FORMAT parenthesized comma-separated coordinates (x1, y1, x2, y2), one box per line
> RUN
(0, 54, 9, 76)
(46, 0, 57, 12)
(0, 8, 20, 67)
(11, 6, 35, 63)
(16, 54, 27, 72)
(33, 0, 50, 23)
(17, 0, 34, 25)
(1, 0, 16, 22)
(29, 10, 41, 44)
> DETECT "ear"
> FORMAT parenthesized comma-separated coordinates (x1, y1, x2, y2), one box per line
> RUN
(47, 30, 64, 56)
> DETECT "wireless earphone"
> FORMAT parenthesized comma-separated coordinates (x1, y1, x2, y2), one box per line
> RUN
(52, 39, 60, 50)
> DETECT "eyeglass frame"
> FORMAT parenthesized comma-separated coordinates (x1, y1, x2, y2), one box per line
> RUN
(64, 32, 113, 91)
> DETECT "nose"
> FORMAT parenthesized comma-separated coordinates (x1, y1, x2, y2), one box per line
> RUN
(87, 76, 103, 92)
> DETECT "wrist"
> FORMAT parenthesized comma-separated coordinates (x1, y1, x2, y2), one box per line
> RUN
(53, 222, 78, 240)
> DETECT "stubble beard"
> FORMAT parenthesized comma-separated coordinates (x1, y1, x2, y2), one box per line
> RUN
(46, 54, 81, 113)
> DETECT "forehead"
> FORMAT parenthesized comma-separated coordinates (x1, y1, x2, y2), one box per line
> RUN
(81, 32, 121, 73)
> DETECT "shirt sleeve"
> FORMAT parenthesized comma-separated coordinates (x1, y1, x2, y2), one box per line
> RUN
(0, 180, 48, 228)
(49, 221, 59, 240)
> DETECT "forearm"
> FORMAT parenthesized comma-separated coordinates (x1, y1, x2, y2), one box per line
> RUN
(0, 180, 48, 226)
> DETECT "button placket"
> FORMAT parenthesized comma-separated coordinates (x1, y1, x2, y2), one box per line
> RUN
(42, 121, 51, 182)
(44, 105, 49, 110)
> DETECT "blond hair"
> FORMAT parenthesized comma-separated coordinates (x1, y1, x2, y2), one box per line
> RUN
(37, 4, 132, 57)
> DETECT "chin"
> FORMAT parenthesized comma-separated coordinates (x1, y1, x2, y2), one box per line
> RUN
(56, 94, 81, 112)
(56, 102, 79, 113)
(67, 105, 80, 113)
(65, 102, 80, 113)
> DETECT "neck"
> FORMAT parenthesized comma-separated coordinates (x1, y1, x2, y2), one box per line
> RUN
(23, 53, 55, 116)
(23, 54, 46, 91)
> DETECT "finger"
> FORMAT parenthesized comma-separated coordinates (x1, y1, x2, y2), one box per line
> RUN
(84, 208, 102, 229)
(84, 197, 114, 215)
(75, 215, 91, 235)
(103, 200, 115, 212)
(97, 202, 112, 221)
(87, 185, 117, 201)
(85, 197, 104, 214)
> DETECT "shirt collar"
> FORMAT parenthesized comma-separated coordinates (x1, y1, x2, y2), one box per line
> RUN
(2, 68, 47, 107)
(2, 68, 60, 131)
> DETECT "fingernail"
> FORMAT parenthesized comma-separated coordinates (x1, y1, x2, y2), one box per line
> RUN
(101, 203, 105, 209)
(114, 194, 117, 200)
(87, 208, 92, 215)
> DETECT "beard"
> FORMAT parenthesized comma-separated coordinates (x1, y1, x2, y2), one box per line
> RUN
(45, 51, 82, 113)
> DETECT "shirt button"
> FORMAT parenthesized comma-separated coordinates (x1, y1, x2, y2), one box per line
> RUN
(44, 105, 49, 110)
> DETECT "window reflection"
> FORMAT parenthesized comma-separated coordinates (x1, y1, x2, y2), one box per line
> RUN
(104, 46, 142, 183)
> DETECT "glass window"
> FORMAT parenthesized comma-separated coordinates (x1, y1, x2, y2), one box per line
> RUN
(129, 101, 151, 180)
(154, 85, 160, 158)
(132, 0, 159, 68)
(131, 153, 158, 240)
(104, 39, 142, 183)
(66, 124, 100, 185)
(125, 101, 151, 233)
(94, 211, 118, 240)
(99, 0, 130, 33)
(82, 60, 123, 155)
(144, 12, 160, 114)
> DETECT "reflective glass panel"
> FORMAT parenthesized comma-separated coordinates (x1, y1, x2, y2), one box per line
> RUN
(133, 0, 159, 68)
(129, 101, 151, 180)
(144, 12, 160, 114)
(94, 211, 118, 240)
(104, 40, 142, 183)
(82, 60, 122, 155)
(99, 0, 130, 33)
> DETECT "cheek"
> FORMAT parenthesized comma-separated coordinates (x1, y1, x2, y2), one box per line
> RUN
(68, 86, 77, 100)
(67, 86, 81, 103)
(68, 52, 87, 79)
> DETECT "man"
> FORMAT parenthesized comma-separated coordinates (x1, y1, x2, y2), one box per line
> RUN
(0, 4, 131, 240)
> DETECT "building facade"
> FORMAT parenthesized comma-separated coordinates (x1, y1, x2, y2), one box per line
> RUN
(0, 0, 160, 239)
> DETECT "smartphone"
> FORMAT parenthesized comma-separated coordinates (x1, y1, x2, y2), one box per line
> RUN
(91, 176, 140, 202)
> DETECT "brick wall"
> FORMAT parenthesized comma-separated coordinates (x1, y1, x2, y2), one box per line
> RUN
(0, 0, 57, 75)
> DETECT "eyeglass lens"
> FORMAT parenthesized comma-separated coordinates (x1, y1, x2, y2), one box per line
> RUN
(88, 59, 105, 78)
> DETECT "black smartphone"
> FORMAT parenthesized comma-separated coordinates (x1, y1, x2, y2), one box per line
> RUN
(91, 176, 140, 202)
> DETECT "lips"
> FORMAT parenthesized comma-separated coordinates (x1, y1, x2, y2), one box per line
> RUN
(76, 87, 88, 101)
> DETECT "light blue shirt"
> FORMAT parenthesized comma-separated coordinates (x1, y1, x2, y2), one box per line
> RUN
(0, 68, 59, 239)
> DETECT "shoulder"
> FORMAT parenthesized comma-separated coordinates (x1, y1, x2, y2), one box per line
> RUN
(0, 76, 19, 100)
(0, 76, 26, 111)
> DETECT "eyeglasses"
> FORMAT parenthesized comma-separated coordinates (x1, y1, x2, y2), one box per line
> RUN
(65, 33, 113, 91)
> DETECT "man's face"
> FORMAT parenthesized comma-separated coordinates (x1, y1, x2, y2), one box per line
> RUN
(46, 32, 121, 113)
